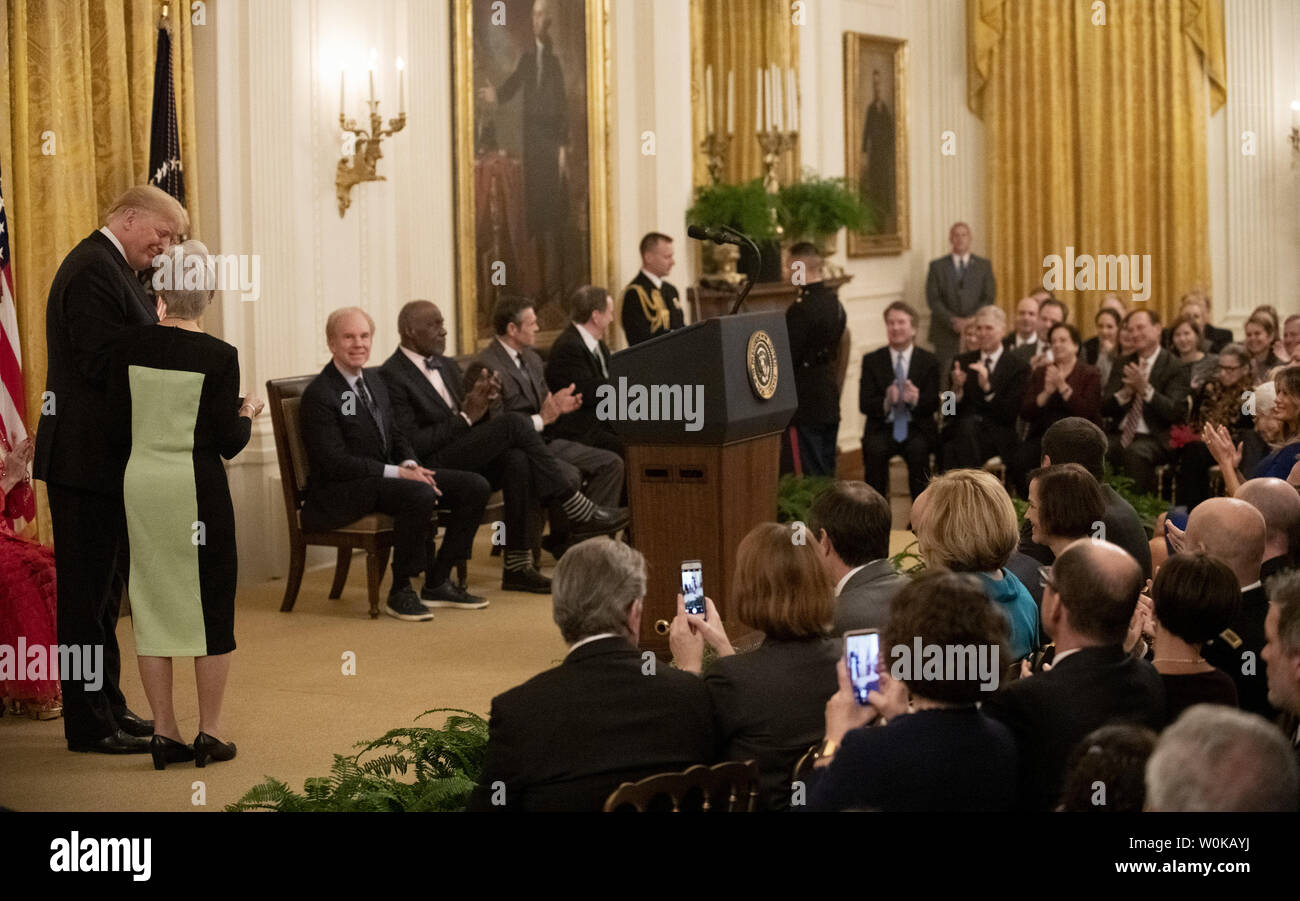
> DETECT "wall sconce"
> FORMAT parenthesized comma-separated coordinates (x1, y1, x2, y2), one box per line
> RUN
(336, 52, 407, 217)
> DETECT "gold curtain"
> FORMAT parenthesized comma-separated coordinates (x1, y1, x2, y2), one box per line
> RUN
(691, 0, 801, 187)
(1, 0, 200, 542)
(967, 0, 1225, 332)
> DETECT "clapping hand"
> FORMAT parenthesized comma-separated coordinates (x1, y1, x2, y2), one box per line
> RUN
(885, 382, 900, 407)
(1202, 422, 1242, 472)
(540, 383, 582, 424)
(1288, 459, 1300, 488)
(1, 437, 34, 494)
(950, 362, 968, 391)
(462, 368, 499, 423)
(968, 359, 990, 392)
(1043, 364, 1063, 393)
(902, 379, 920, 406)
(1125, 583, 1154, 656)
(1122, 361, 1148, 396)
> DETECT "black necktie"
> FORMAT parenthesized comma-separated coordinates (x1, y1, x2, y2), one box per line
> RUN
(355, 376, 387, 451)
(592, 346, 608, 378)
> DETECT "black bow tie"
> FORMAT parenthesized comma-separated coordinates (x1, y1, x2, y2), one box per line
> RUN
(424, 355, 443, 371)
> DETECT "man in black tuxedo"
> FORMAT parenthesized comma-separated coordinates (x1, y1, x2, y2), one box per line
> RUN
(860, 301, 940, 501)
(378, 300, 625, 593)
(34, 185, 186, 754)
(924, 221, 995, 376)
(983, 540, 1166, 811)
(469, 538, 718, 811)
(476, 295, 626, 554)
(941, 305, 1029, 471)
(300, 307, 491, 621)
(1101, 308, 1191, 496)
(1187, 498, 1276, 718)
(476, 0, 570, 306)
(621, 232, 685, 347)
(782, 243, 847, 478)
(544, 285, 622, 456)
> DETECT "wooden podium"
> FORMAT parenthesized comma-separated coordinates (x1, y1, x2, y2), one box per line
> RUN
(608, 312, 797, 656)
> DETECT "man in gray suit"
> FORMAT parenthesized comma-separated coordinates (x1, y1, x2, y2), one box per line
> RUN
(809, 481, 908, 634)
(925, 221, 996, 377)
(476, 295, 626, 551)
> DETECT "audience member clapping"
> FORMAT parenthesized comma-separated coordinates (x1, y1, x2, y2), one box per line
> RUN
(1262, 572, 1300, 760)
(1145, 704, 1298, 811)
(1056, 724, 1158, 812)
(983, 540, 1165, 810)
(1149, 552, 1241, 724)
(1179, 343, 1254, 508)
(807, 572, 1017, 811)
(913, 469, 1039, 663)
(669, 523, 839, 811)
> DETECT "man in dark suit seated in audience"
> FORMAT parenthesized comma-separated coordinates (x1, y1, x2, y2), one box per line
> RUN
(1262, 572, 1300, 767)
(983, 540, 1166, 811)
(942, 304, 1029, 472)
(476, 295, 627, 556)
(1013, 296, 1066, 371)
(808, 480, 907, 633)
(860, 301, 940, 502)
(1182, 498, 1275, 718)
(378, 300, 626, 594)
(1002, 294, 1041, 355)
(469, 538, 718, 811)
(1017, 417, 1152, 579)
(1101, 309, 1190, 496)
(544, 285, 622, 457)
(300, 307, 492, 621)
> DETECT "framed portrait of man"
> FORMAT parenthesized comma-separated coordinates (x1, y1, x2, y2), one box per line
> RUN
(452, 0, 612, 351)
(844, 32, 909, 257)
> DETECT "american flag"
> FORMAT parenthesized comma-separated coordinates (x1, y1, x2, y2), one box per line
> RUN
(148, 18, 186, 203)
(0, 158, 36, 532)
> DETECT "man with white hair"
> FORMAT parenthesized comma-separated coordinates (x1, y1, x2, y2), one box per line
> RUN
(34, 185, 187, 754)
(942, 304, 1029, 472)
(469, 538, 717, 811)
(1145, 704, 1298, 811)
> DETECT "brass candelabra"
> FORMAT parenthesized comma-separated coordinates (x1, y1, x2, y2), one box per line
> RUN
(336, 102, 407, 218)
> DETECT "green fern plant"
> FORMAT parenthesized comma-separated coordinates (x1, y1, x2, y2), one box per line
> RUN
(685, 178, 779, 240)
(890, 539, 926, 576)
(776, 172, 877, 249)
(226, 708, 488, 812)
(776, 473, 836, 524)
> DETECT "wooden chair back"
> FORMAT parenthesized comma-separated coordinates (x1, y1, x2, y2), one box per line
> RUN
(602, 760, 760, 812)
(266, 375, 317, 539)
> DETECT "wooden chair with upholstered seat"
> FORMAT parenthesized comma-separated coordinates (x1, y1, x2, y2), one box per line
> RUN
(602, 760, 761, 812)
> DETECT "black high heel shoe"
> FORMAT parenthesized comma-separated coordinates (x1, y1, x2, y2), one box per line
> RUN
(150, 735, 195, 770)
(193, 732, 237, 768)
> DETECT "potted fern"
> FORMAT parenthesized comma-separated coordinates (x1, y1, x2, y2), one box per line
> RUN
(776, 172, 877, 256)
(686, 178, 783, 283)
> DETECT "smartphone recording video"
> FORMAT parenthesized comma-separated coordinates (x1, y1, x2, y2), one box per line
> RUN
(844, 629, 881, 706)
(681, 560, 704, 617)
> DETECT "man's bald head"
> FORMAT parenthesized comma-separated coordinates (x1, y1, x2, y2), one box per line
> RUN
(1235, 478, 1300, 565)
(1051, 540, 1144, 645)
(1185, 498, 1267, 587)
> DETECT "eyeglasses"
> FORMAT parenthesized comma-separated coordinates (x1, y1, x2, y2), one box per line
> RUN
(1038, 565, 1055, 590)
(1218, 363, 1244, 372)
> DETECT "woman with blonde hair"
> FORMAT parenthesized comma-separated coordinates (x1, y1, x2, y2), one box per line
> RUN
(669, 521, 839, 810)
(912, 469, 1039, 663)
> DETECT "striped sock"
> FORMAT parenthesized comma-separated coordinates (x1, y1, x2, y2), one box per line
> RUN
(560, 490, 596, 522)
(504, 550, 531, 572)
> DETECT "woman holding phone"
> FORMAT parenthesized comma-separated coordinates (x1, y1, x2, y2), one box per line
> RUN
(668, 522, 839, 811)
(807, 572, 1016, 811)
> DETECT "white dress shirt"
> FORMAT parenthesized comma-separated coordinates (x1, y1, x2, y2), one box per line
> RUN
(1124, 348, 1161, 434)
(568, 632, 620, 654)
(640, 268, 664, 289)
(99, 226, 129, 263)
(333, 361, 416, 478)
(400, 345, 473, 426)
(497, 338, 546, 432)
(951, 253, 970, 272)
(834, 565, 868, 597)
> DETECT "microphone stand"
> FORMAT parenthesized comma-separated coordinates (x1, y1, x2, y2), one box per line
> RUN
(723, 227, 762, 316)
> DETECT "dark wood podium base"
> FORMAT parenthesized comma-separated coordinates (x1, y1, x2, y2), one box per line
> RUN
(625, 432, 782, 657)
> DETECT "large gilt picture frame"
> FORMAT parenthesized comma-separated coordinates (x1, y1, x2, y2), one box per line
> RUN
(844, 32, 909, 257)
(452, 0, 612, 351)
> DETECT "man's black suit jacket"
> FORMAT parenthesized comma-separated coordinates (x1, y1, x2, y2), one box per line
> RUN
(950, 348, 1030, 428)
(1204, 585, 1273, 719)
(299, 361, 418, 530)
(621, 271, 684, 347)
(476, 338, 549, 419)
(543, 323, 616, 445)
(469, 637, 718, 811)
(378, 348, 472, 464)
(1018, 485, 1153, 579)
(859, 345, 941, 443)
(1101, 349, 1191, 437)
(981, 644, 1165, 811)
(34, 230, 159, 493)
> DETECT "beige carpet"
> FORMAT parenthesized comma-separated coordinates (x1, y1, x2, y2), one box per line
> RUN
(0, 530, 918, 812)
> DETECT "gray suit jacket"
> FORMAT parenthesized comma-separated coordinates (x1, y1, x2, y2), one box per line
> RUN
(476, 338, 549, 418)
(834, 560, 909, 634)
(924, 253, 996, 361)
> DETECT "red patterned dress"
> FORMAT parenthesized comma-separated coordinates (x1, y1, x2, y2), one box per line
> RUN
(0, 457, 61, 712)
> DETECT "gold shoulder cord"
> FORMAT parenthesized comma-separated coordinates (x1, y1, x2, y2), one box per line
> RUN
(629, 284, 671, 335)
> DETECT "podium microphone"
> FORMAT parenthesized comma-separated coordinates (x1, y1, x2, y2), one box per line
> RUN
(686, 225, 761, 316)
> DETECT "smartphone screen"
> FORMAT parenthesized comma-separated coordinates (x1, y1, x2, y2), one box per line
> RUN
(844, 630, 881, 705)
(681, 560, 704, 617)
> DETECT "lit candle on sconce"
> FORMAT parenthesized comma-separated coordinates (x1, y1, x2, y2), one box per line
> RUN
(705, 64, 715, 134)
(787, 68, 797, 130)
(1292, 99, 1300, 129)
(772, 64, 782, 132)
(339, 65, 346, 119)
(755, 69, 763, 133)
(396, 56, 406, 115)
(368, 47, 377, 105)
(727, 70, 735, 136)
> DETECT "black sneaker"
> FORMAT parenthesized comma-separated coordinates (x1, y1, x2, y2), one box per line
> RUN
(385, 585, 435, 621)
(420, 579, 489, 609)
(569, 504, 630, 540)
(502, 565, 552, 594)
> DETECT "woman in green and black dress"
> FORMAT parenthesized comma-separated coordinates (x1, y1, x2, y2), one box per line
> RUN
(107, 240, 264, 769)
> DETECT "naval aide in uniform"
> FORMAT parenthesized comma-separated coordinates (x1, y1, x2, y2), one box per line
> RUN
(621, 231, 685, 347)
